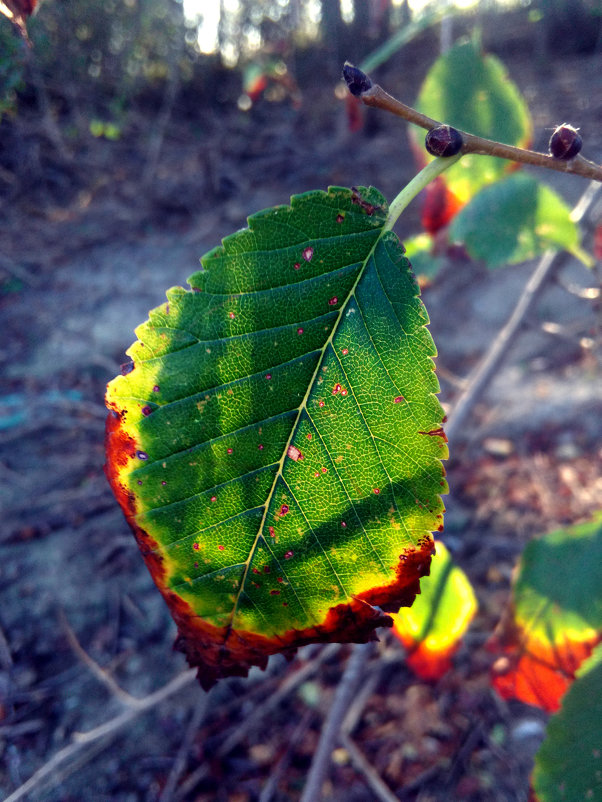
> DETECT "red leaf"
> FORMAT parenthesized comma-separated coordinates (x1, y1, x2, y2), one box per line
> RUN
(404, 641, 457, 681)
(487, 517, 602, 713)
(488, 613, 599, 713)
(0, 0, 37, 36)
(421, 177, 464, 235)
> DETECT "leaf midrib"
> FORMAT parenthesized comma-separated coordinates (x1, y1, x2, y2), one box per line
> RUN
(226, 222, 390, 634)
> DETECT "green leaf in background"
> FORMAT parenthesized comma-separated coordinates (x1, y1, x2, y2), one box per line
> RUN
(391, 540, 477, 679)
(532, 643, 602, 802)
(489, 515, 602, 713)
(403, 233, 447, 283)
(412, 36, 532, 205)
(449, 174, 580, 268)
(105, 186, 448, 688)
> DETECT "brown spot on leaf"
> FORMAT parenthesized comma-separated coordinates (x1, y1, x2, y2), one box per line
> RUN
(418, 427, 448, 441)
(287, 445, 303, 462)
(351, 187, 382, 216)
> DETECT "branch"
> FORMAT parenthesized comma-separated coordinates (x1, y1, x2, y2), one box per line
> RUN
(340, 734, 400, 802)
(300, 643, 373, 802)
(444, 180, 601, 444)
(158, 693, 208, 802)
(172, 643, 342, 802)
(259, 709, 315, 802)
(59, 611, 143, 709)
(343, 65, 602, 183)
(3, 670, 197, 802)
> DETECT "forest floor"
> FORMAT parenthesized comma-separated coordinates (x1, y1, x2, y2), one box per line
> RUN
(1, 14, 602, 802)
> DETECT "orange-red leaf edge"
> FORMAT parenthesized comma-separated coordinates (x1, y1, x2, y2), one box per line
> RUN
(105, 408, 436, 689)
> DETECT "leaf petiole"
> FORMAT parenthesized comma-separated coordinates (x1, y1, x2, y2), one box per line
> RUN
(383, 154, 461, 232)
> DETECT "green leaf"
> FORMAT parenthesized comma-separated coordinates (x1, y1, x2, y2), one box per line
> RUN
(105, 186, 448, 688)
(412, 36, 532, 204)
(391, 540, 477, 679)
(449, 174, 579, 268)
(489, 515, 602, 712)
(532, 643, 602, 802)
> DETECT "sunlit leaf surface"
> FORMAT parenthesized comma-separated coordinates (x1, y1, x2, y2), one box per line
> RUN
(532, 643, 602, 802)
(105, 186, 448, 687)
(391, 540, 477, 680)
(489, 516, 602, 712)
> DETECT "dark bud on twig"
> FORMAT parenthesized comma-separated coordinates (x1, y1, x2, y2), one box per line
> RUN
(425, 125, 463, 157)
(549, 124, 582, 161)
(342, 62, 372, 96)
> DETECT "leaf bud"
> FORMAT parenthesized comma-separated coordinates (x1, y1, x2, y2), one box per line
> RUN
(425, 125, 463, 158)
(342, 62, 372, 96)
(549, 124, 582, 161)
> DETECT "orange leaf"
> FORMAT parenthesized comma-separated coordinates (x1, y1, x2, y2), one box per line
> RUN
(421, 177, 464, 236)
(488, 516, 602, 712)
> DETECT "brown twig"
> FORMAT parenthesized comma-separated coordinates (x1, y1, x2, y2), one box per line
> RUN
(341, 734, 401, 802)
(445, 180, 601, 444)
(300, 643, 373, 802)
(158, 693, 209, 802)
(172, 643, 342, 802)
(218, 643, 341, 758)
(59, 611, 143, 710)
(258, 709, 315, 802)
(354, 80, 602, 183)
(3, 669, 197, 802)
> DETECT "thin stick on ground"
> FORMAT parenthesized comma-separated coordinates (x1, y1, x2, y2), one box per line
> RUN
(3, 669, 197, 802)
(300, 642, 373, 802)
(59, 611, 144, 709)
(259, 709, 315, 802)
(159, 692, 209, 802)
(172, 643, 342, 801)
(340, 734, 401, 802)
(218, 643, 341, 758)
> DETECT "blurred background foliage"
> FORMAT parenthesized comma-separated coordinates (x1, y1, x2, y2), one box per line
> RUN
(0, 0, 600, 220)
(2, 0, 601, 130)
